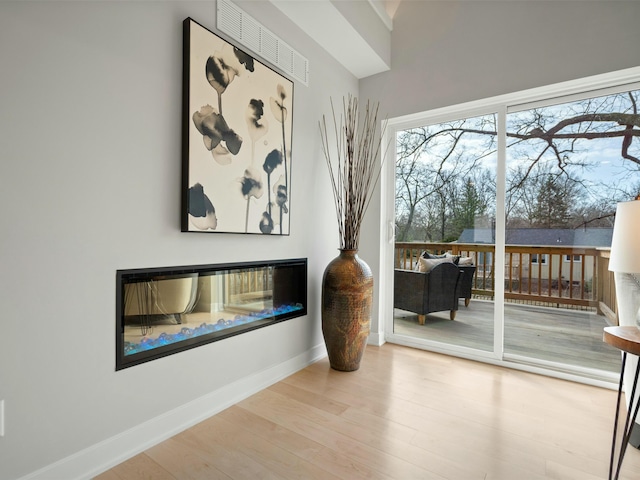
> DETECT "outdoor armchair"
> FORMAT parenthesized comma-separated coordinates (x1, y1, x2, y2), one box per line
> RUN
(394, 261, 463, 324)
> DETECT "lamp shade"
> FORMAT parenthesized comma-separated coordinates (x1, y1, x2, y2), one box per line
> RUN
(609, 200, 640, 273)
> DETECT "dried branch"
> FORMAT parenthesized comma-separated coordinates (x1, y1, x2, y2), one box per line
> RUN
(320, 95, 387, 250)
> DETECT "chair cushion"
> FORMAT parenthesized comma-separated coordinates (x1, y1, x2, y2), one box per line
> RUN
(459, 256, 474, 265)
(423, 251, 464, 264)
(416, 256, 454, 272)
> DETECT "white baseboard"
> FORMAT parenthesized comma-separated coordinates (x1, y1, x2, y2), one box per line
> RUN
(368, 331, 386, 346)
(19, 343, 327, 480)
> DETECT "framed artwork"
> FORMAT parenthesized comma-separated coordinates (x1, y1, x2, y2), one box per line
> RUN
(182, 17, 294, 235)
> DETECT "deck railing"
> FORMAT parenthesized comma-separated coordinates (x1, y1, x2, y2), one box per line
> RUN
(394, 242, 618, 325)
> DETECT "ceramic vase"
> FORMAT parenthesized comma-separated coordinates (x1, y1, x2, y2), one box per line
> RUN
(321, 249, 373, 371)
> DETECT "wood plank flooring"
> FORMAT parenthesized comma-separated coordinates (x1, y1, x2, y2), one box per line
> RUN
(394, 299, 621, 372)
(95, 343, 640, 480)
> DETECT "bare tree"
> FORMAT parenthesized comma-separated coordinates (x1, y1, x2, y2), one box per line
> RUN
(395, 90, 640, 240)
(395, 116, 496, 241)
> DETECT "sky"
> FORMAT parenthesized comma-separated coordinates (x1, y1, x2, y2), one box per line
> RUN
(398, 88, 640, 217)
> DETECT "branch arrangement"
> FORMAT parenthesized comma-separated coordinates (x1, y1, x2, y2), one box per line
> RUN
(320, 95, 386, 250)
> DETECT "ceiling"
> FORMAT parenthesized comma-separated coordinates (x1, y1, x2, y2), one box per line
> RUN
(268, 0, 398, 79)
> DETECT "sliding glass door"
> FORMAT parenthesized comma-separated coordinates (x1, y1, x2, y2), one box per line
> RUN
(503, 89, 640, 373)
(387, 69, 640, 379)
(393, 113, 497, 354)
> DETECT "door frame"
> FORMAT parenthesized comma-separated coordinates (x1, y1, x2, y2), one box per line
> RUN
(377, 66, 640, 388)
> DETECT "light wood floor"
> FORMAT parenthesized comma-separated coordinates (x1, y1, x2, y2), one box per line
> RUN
(95, 343, 640, 480)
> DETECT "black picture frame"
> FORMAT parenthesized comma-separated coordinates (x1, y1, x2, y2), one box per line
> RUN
(182, 17, 294, 235)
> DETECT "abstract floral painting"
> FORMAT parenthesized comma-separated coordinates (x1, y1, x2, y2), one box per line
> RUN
(182, 18, 294, 235)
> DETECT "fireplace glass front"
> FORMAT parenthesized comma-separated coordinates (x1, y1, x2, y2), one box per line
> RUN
(116, 258, 307, 370)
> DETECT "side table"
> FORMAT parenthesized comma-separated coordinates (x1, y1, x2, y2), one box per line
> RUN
(603, 326, 640, 480)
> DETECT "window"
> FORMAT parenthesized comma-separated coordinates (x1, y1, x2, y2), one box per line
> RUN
(531, 254, 548, 265)
(394, 114, 497, 244)
(386, 67, 640, 380)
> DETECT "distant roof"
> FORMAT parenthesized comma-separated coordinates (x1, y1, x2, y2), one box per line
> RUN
(456, 228, 613, 247)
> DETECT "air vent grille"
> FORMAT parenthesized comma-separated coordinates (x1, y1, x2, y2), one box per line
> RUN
(217, 0, 309, 86)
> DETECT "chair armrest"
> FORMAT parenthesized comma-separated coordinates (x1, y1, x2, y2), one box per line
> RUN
(394, 269, 426, 313)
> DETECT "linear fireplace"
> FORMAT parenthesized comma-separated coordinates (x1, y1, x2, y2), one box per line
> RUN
(116, 258, 307, 370)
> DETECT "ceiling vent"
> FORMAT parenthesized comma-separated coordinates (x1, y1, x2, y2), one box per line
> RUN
(217, 0, 309, 86)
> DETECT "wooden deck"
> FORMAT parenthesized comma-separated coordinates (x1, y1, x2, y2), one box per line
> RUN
(394, 299, 621, 373)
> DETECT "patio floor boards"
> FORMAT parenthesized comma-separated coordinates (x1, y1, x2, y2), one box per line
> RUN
(394, 299, 621, 373)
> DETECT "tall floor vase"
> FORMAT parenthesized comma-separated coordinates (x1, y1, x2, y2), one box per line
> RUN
(321, 249, 373, 371)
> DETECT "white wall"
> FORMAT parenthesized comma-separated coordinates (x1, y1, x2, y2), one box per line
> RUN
(358, 0, 640, 340)
(0, 1, 356, 479)
(361, 0, 640, 118)
(4, 1, 638, 478)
